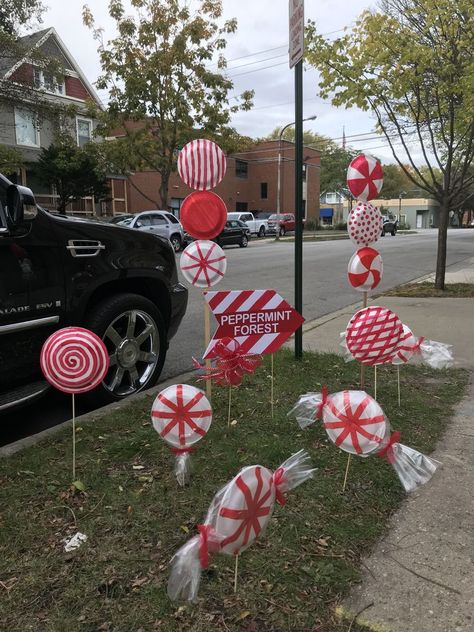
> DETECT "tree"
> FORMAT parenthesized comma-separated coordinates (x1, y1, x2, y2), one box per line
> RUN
(0, 0, 44, 34)
(379, 164, 423, 199)
(83, 0, 253, 208)
(35, 135, 109, 214)
(0, 145, 24, 174)
(306, 0, 474, 289)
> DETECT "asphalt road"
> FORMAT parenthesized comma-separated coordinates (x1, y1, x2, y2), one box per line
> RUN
(1, 229, 472, 446)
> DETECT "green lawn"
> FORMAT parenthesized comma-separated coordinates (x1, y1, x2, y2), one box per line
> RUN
(384, 282, 474, 298)
(0, 351, 467, 631)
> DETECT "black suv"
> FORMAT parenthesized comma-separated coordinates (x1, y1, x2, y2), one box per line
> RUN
(0, 173, 188, 412)
(381, 215, 398, 236)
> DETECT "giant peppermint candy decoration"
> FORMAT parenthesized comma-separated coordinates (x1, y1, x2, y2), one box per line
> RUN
(347, 154, 384, 202)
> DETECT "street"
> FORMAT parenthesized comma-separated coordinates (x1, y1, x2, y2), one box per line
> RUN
(1, 229, 472, 446)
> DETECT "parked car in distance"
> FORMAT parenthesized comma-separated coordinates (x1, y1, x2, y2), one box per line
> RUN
(215, 220, 249, 248)
(234, 219, 251, 238)
(267, 213, 296, 236)
(252, 211, 274, 220)
(227, 212, 268, 237)
(0, 173, 188, 412)
(381, 215, 398, 236)
(110, 210, 185, 252)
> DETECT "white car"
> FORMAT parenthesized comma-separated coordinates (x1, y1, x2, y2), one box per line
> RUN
(110, 211, 185, 252)
(227, 212, 268, 237)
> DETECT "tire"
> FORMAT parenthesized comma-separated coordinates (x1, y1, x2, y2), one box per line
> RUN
(391, 229, 396, 236)
(84, 293, 167, 406)
(381, 230, 385, 236)
(170, 234, 182, 252)
(258, 225, 266, 238)
(239, 235, 248, 248)
(279, 226, 286, 237)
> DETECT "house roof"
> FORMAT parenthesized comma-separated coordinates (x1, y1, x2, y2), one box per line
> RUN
(0, 27, 103, 108)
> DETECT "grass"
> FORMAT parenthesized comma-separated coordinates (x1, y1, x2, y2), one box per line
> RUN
(384, 282, 474, 298)
(0, 351, 468, 632)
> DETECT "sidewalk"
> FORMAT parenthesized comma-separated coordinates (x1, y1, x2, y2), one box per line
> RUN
(298, 262, 474, 631)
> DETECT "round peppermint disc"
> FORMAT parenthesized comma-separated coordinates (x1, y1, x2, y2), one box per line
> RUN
(180, 191, 227, 240)
(151, 384, 212, 449)
(40, 327, 109, 394)
(347, 154, 384, 201)
(347, 247, 383, 292)
(322, 390, 387, 455)
(216, 465, 275, 555)
(177, 139, 227, 190)
(180, 240, 227, 287)
(346, 306, 403, 365)
(348, 202, 382, 247)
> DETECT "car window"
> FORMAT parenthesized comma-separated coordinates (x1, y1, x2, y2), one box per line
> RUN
(138, 214, 152, 226)
(285, 215, 293, 220)
(116, 216, 134, 226)
(110, 214, 133, 224)
(228, 220, 239, 228)
(242, 214, 252, 221)
(227, 213, 239, 220)
(165, 213, 180, 224)
(269, 214, 282, 220)
(150, 214, 168, 226)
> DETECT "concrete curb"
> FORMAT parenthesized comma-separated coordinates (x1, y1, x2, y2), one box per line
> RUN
(0, 370, 195, 458)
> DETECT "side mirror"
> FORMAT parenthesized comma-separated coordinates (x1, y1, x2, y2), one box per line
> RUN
(6, 184, 38, 225)
(135, 221, 142, 228)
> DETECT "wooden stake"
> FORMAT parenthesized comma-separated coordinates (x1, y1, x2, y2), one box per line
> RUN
(204, 291, 212, 400)
(374, 365, 378, 400)
(342, 454, 351, 492)
(233, 554, 239, 593)
(228, 386, 232, 427)
(72, 393, 76, 480)
(271, 354, 274, 419)
(397, 365, 401, 407)
(360, 291, 368, 389)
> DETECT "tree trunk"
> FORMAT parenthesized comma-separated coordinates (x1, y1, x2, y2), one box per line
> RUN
(159, 171, 170, 210)
(434, 200, 449, 290)
(57, 199, 67, 215)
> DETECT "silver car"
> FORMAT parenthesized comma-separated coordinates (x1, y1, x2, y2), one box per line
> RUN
(110, 211, 184, 252)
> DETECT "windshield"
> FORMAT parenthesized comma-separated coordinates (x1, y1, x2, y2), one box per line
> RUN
(227, 213, 239, 220)
(110, 214, 134, 224)
(268, 214, 283, 220)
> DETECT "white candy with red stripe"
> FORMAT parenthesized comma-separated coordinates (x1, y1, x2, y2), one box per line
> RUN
(151, 384, 212, 449)
(177, 139, 227, 191)
(346, 306, 403, 365)
(347, 247, 383, 291)
(216, 465, 276, 555)
(202, 289, 304, 359)
(180, 240, 227, 288)
(391, 324, 419, 365)
(347, 154, 384, 202)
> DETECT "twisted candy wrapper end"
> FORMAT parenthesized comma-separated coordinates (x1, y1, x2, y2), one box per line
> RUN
(288, 389, 328, 428)
(167, 526, 222, 602)
(173, 451, 192, 487)
(377, 432, 439, 493)
(419, 339, 454, 370)
(339, 332, 354, 363)
(273, 449, 316, 505)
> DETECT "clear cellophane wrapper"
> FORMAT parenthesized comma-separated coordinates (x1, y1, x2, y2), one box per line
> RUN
(174, 452, 192, 487)
(288, 393, 324, 428)
(339, 332, 354, 362)
(167, 450, 315, 601)
(419, 339, 453, 369)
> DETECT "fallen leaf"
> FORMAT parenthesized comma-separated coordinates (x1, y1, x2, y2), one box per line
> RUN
(72, 480, 85, 492)
(236, 610, 251, 621)
(180, 525, 189, 534)
(133, 465, 145, 470)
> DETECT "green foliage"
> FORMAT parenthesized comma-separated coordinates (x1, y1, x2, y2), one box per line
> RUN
(0, 0, 44, 35)
(380, 164, 423, 199)
(0, 144, 24, 174)
(306, 0, 474, 288)
(83, 0, 254, 207)
(35, 134, 109, 213)
(304, 217, 320, 231)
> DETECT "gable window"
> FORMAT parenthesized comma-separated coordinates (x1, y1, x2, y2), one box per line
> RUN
(235, 160, 248, 179)
(260, 182, 268, 199)
(34, 68, 65, 95)
(77, 118, 92, 147)
(14, 108, 40, 147)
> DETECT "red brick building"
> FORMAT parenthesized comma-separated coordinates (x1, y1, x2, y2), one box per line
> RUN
(125, 140, 321, 221)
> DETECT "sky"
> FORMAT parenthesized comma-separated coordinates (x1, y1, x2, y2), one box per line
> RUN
(36, 0, 408, 164)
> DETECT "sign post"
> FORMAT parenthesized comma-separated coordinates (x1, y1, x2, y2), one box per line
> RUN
(289, 0, 304, 359)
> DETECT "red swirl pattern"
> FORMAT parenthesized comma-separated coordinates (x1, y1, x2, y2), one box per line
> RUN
(40, 327, 109, 394)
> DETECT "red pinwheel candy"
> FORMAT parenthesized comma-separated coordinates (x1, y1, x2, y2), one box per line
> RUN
(347, 247, 383, 292)
(347, 154, 384, 202)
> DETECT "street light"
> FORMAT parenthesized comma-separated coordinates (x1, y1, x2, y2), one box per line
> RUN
(398, 190, 407, 222)
(277, 115, 317, 215)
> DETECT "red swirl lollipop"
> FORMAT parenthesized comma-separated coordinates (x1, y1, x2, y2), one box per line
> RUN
(40, 327, 109, 394)
(347, 154, 383, 201)
(180, 191, 227, 240)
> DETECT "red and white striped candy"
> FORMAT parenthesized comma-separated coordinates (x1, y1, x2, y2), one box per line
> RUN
(346, 306, 403, 365)
(216, 465, 275, 555)
(347, 154, 384, 201)
(391, 324, 419, 365)
(40, 327, 109, 394)
(178, 139, 226, 190)
(322, 390, 386, 455)
(180, 240, 227, 288)
(347, 247, 383, 292)
(348, 202, 382, 247)
(151, 384, 212, 449)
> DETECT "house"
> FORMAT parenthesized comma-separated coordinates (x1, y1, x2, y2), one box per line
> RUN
(319, 191, 347, 226)
(0, 27, 127, 215)
(121, 139, 321, 221)
(341, 197, 440, 229)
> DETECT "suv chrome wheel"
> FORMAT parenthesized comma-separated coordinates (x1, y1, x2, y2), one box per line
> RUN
(103, 309, 159, 397)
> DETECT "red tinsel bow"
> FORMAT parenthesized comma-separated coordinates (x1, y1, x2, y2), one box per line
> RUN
(193, 337, 262, 387)
(413, 336, 425, 353)
(316, 385, 329, 418)
(377, 431, 401, 464)
(197, 524, 220, 568)
(272, 467, 287, 506)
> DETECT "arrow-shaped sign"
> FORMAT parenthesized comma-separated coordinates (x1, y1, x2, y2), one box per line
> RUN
(203, 289, 304, 359)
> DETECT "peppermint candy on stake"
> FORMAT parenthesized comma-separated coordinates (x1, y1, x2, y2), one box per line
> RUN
(180, 240, 227, 288)
(347, 154, 384, 202)
(289, 389, 438, 492)
(346, 306, 403, 365)
(347, 247, 383, 292)
(152, 384, 212, 486)
(178, 139, 226, 191)
(180, 191, 227, 240)
(167, 450, 315, 601)
(348, 202, 382, 247)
